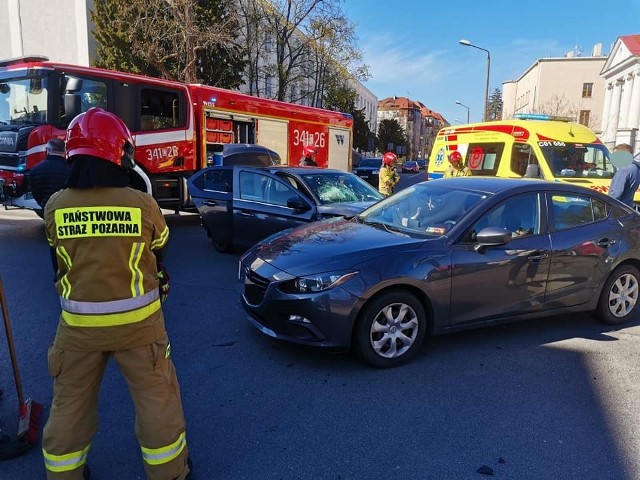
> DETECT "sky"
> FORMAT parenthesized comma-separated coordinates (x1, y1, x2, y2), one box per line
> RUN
(341, 0, 640, 125)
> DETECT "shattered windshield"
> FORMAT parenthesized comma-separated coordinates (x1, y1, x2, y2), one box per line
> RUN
(360, 183, 490, 237)
(538, 141, 614, 179)
(301, 172, 383, 204)
(0, 75, 48, 125)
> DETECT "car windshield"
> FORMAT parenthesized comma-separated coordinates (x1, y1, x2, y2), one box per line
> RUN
(359, 183, 491, 237)
(359, 158, 382, 168)
(301, 172, 383, 204)
(0, 75, 48, 125)
(538, 141, 615, 179)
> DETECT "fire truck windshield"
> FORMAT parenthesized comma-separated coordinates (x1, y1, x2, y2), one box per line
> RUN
(538, 141, 615, 179)
(0, 76, 48, 126)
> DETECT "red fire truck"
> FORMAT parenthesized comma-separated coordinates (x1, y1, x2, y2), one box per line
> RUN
(0, 56, 353, 211)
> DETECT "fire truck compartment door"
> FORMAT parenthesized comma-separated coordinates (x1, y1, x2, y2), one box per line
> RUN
(328, 127, 351, 171)
(256, 119, 288, 163)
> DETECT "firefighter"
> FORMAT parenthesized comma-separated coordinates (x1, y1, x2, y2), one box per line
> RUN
(42, 108, 190, 480)
(299, 145, 319, 166)
(378, 151, 400, 196)
(444, 151, 471, 178)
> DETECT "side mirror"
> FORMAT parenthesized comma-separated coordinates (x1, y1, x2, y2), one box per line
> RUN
(287, 197, 311, 212)
(523, 163, 540, 178)
(64, 94, 81, 122)
(474, 227, 512, 252)
(65, 77, 83, 93)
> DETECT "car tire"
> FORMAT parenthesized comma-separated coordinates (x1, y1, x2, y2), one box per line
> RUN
(355, 290, 426, 368)
(209, 228, 233, 253)
(596, 264, 640, 325)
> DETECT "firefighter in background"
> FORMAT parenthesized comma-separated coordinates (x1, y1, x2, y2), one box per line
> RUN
(444, 151, 471, 178)
(378, 151, 400, 196)
(299, 145, 319, 166)
(42, 108, 190, 480)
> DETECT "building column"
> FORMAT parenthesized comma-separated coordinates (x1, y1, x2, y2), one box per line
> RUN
(601, 82, 613, 134)
(628, 68, 640, 131)
(606, 79, 624, 145)
(620, 73, 634, 128)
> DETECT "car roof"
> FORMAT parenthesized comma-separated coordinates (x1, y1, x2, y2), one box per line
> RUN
(426, 176, 608, 197)
(222, 143, 279, 157)
(263, 166, 356, 175)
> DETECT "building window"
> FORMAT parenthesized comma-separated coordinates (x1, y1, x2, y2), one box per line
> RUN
(582, 83, 593, 98)
(579, 110, 590, 126)
(265, 76, 273, 98)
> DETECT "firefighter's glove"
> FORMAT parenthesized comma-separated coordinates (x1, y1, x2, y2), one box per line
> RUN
(157, 263, 170, 303)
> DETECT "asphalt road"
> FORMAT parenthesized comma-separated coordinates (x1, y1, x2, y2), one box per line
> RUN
(2, 181, 640, 479)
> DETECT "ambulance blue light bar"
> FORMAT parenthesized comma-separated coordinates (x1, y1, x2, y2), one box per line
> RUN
(513, 113, 573, 122)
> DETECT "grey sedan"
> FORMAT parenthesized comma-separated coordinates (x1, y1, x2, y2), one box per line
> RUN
(240, 177, 640, 368)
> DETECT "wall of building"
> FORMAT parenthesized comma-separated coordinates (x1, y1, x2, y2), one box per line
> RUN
(502, 56, 606, 131)
(0, 0, 94, 65)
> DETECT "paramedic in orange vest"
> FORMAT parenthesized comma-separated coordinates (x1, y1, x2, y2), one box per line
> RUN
(378, 151, 400, 196)
(42, 108, 190, 480)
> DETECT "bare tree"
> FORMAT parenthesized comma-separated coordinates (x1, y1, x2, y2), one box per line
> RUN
(92, 0, 243, 85)
(237, 0, 368, 104)
(536, 94, 600, 130)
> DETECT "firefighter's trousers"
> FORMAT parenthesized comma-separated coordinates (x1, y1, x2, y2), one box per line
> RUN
(42, 337, 190, 480)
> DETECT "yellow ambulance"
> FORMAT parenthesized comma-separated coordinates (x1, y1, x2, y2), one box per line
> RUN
(427, 114, 616, 197)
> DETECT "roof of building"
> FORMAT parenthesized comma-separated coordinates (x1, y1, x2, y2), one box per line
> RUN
(620, 34, 640, 56)
(378, 96, 447, 124)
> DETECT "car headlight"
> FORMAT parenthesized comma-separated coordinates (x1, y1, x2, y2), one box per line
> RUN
(280, 271, 358, 294)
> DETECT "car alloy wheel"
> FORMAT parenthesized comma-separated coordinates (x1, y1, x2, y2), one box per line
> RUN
(355, 290, 426, 368)
(597, 264, 640, 325)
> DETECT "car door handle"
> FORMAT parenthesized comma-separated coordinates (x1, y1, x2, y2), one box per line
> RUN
(203, 200, 217, 206)
(597, 238, 616, 247)
(238, 211, 255, 217)
(528, 251, 549, 261)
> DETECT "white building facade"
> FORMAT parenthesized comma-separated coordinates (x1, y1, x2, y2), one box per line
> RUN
(502, 51, 607, 131)
(600, 35, 640, 152)
(0, 0, 95, 65)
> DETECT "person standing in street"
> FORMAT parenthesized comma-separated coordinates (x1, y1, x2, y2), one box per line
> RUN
(299, 145, 319, 166)
(29, 138, 71, 211)
(28, 138, 72, 280)
(444, 151, 471, 178)
(378, 152, 400, 196)
(609, 143, 639, 208)
(42, 108, 190, 480)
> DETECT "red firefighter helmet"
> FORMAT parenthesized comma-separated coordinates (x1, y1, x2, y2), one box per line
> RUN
(383, 152, 397, 165)
(448, 151, 463, 164)
(66, 107, 135, 170)
(303, 145, 317, 157)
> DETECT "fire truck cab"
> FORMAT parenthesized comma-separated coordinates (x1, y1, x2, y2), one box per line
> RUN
(0, 56, 353, 212)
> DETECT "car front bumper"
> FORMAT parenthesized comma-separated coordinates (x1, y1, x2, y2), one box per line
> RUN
(240, 261, 359, 351)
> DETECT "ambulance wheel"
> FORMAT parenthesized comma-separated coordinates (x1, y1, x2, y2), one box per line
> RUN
(596, 264, 640, 325)
(355, 289, 426, 368)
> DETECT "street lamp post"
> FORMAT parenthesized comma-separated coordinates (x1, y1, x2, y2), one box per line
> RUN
(459, 39, 491, 122)
(455, 101, 470, 123)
